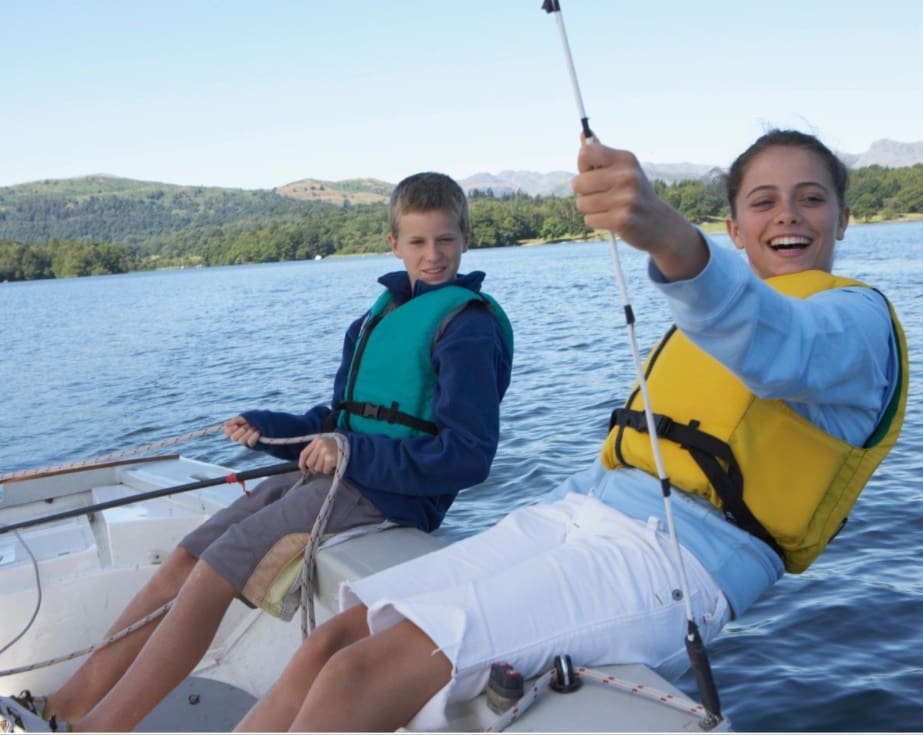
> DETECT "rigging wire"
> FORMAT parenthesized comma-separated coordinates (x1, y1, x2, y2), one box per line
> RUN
(540, 0, 723, 727)
(0, 531, 42, 659)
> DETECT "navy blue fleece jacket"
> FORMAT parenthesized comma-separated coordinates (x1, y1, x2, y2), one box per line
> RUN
(240, 270, 513, 532)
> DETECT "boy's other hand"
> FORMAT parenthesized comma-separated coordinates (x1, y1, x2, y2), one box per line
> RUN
(299, 436, 339, 475)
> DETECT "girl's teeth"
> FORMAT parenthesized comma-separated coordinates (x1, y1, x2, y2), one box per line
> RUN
(770, 237, 809, 249)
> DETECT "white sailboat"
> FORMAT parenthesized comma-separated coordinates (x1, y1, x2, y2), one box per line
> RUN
(1, 456, 729, 732)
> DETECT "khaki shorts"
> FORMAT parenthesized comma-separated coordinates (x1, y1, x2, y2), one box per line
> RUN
(180, 470, 384, 612)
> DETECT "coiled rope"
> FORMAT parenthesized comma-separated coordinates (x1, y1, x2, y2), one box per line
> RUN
(256, 431, 354, 636)
(0, 429, 346, 677)
(299, 433, 350, 638)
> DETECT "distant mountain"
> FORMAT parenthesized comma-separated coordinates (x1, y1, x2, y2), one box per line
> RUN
(459, 163, 718, 197)
(642, 162, 722, 184)
(460, 170, 575, 197)
(275, 177, 391, 204)
(852, 139, 923, 168)
(458, 140, 923, 197)
(3, 139, 919, 248)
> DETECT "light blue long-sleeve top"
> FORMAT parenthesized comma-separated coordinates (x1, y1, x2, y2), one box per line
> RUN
(547, 235, 900, 617)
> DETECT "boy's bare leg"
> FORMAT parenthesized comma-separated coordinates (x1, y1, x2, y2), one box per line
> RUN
(234, 605, 371, 732)
(43, 546, 197, 722)
(72, 558, 237, 732)
(292, 618, 452, 732)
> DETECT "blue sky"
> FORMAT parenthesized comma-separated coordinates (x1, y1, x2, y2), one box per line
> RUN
(3, 0, 921, 189)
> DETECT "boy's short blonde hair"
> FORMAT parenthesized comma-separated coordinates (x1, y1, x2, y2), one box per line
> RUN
(389, 172, 470, 240)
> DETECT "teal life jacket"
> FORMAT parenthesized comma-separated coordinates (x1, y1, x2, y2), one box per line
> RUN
(334, 285, 513, 438)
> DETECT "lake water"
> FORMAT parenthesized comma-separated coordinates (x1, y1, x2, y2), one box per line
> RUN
(2, 222, 921, 731)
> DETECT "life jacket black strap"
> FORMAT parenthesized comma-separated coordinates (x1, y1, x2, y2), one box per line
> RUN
(609, 408, 784, 560)
(335, 400, 439, 436)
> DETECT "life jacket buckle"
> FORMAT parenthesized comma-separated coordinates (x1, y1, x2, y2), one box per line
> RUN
(653, 413, 673, 436)
(361, 401, 400, 424)
(361, 403, 382, 419)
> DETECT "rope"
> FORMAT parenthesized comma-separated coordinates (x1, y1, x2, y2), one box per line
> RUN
(0, 602, 173, 678)
(486, 664, 707, 732)
(485, 669, 554, 732)
(576, 666, 706, 715)
(0, 532, 42, 659)
(299, 433, 350, 638)
(256, 434, 318, 445)
(0, 424, 225, 483)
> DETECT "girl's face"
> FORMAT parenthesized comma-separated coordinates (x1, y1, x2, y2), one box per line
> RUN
(726, 145, 849, 279)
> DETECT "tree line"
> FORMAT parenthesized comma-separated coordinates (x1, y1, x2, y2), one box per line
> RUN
(2, 164, 921, 282)
(0, 193, 595, 280)
(0, 238, 135, 280)
(0, 182, 322, 245)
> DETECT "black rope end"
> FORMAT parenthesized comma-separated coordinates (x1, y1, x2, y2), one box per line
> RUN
(580, 116, 594, 140)
(685, 620, 723, 727)
(659, 477, 672, 498)
(541, 0, 561, 13)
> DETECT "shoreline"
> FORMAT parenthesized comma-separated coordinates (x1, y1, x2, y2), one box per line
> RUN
(4, 217, 921, 282)
(519, 214, 923, 247)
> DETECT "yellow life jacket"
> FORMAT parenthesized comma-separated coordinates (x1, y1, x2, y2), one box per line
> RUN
(600, 270, 909, 573)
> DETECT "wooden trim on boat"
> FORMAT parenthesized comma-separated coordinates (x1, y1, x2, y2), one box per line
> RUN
(2, 454, 181, 484)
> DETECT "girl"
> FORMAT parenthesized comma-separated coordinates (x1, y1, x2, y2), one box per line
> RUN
(234, 131, 908, 733)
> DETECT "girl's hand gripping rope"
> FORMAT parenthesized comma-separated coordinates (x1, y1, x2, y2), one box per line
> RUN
(573, 138, 709, 282)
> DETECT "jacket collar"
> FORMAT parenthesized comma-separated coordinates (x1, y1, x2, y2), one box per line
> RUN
(378, 270, 486, 306)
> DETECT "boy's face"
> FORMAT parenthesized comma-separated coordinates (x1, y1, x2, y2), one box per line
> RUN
(389, 209, 468, 289)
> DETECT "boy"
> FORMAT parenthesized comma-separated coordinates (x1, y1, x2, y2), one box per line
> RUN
(15, 172, 513, 733)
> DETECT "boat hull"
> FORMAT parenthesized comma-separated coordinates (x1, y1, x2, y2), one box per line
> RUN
(1, 457, 728, 732)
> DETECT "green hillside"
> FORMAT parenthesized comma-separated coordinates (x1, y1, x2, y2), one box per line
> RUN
(276, 177, 392, 204)
(0, 175, 393, 250)
(2, 164, 920, 282)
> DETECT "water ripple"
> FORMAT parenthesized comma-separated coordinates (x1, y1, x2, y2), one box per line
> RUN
(3, 225, 923, 730)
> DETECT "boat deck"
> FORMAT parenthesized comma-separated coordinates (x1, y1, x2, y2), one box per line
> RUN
(1, 457, 728, 732)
